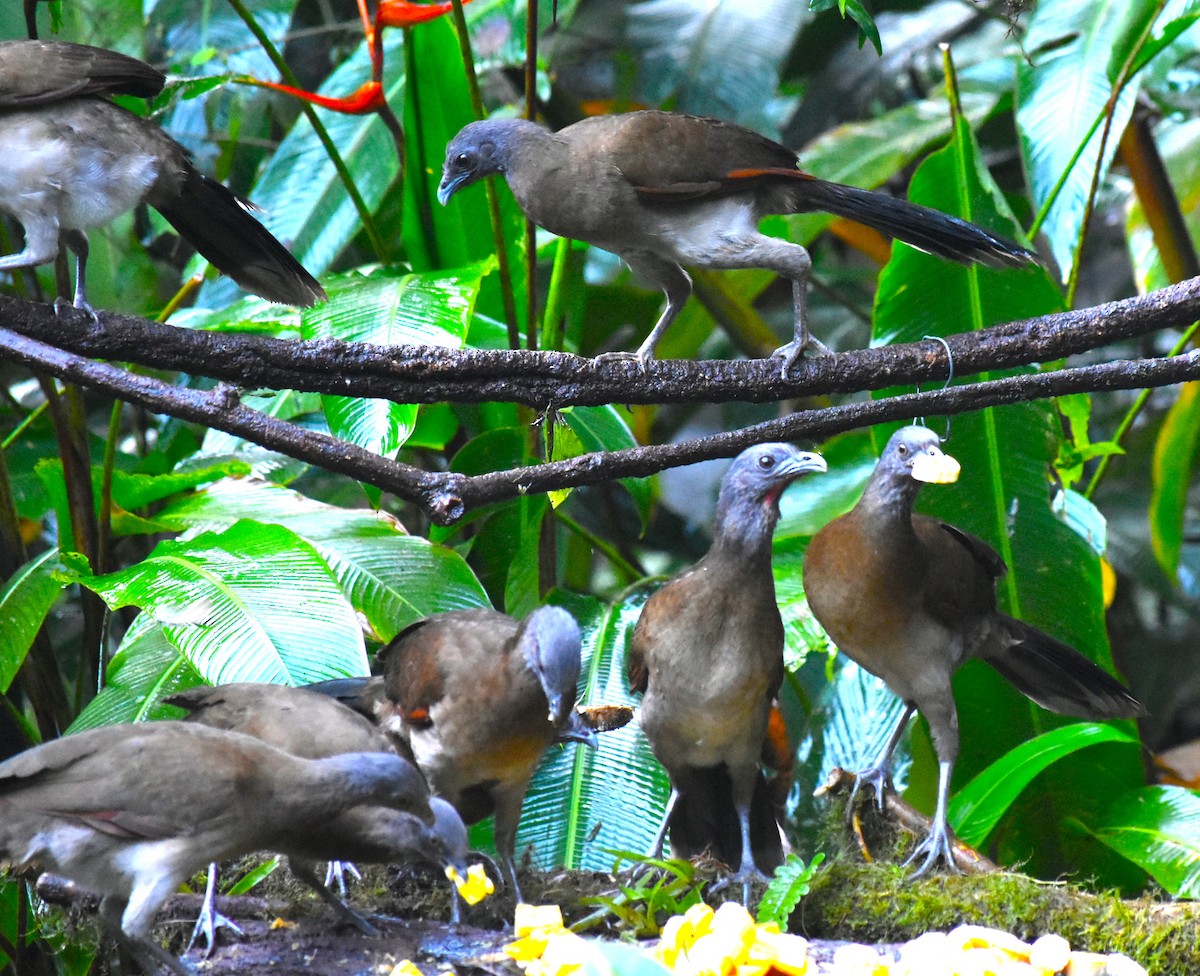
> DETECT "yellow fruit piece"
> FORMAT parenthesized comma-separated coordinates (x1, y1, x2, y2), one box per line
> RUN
(505, 933, 552, 963)
(946, 924, 1030, 959)
(745, 928, 809, 975)
(514, 903, 567, 938)
(445, 862, 495, 905)
(389, 962, 423, 976)
(269, 917, 295, 931)
(1028, 934, 1071, 973)
(1065, 952, 1112, 976)
(526, 931, 591, 976)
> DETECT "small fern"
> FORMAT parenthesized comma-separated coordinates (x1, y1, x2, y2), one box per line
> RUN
(756, 852, 825, 929)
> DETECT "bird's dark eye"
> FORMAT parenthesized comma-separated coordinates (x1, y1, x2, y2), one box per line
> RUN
(897, 444, 908, 456)
(758, 454, 775, 470)
(455, 151, 473, 167)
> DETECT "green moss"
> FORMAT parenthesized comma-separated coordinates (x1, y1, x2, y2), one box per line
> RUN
(798, 859, 1200, 971)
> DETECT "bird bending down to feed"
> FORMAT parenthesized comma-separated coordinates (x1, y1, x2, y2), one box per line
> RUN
(0, 720, 434, 976)
(627, 442, 828, 903)
(438, 110, 1035, 371)
(0, 40, 325, 313)
(803, 425, 1145, 875)
(164, 681, 470, 945)
(373, 604, 600, 904)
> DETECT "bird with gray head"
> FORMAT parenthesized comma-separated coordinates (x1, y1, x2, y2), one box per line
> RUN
(627, 442, 827, 904)
(0, 40, 325, 313)
(439, 111, 1034, 373)
(0, 720, 430, 976)
(804, 425, 1145, 875)
(375, 604, 598, 903)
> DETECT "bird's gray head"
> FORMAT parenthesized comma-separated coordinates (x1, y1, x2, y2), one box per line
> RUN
(518, 605, 585, 730)
(438, 118, 540, 205)
(330, 751, 432, 820)
(881, 426, 960, 486)
(716, 442, 827, 517)
(428, 796, 469, 872)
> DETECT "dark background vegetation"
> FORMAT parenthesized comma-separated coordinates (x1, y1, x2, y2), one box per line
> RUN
(3, 0, 1200, 968)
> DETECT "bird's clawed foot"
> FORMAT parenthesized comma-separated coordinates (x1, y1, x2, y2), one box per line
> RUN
(848, 764, 893, 818)
(902, 817, 961, 879)
(770, 335, 832, 378)
(594, 349, 654, 374)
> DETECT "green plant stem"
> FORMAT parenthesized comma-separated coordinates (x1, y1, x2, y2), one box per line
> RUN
(226, 0, 389, 263)
(523, 0, 539, 352)
(555, 509, 643, 585)
(96, 399, 122, 577)
(449, 0, 521, 349)
(541, 237, 576, 352)
(1084, 319, 1200, 498)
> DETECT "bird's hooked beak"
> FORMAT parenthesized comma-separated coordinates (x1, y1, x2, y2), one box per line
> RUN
(780, 451, 828, 479)
(910, 446, 961, 484)
(437, 171, 472, 206)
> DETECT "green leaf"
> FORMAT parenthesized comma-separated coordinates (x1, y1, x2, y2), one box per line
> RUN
(515, 589, 669, 872)
(949, 723, 1140, 849)
(70, 616, 205, 731)
(757, 852, 825, 927)
(1017, 0, 1149, 277)
(1150, 381, 1200, 580)
(560, 406, 653, 529)
(195, 32, 407, 307)
(0, 549, 70, 695)
(302, 264, 487, 456)
(1088, 785, 1200, 897)
(156, 478, 490, 640)
(74, 521, 367, 685)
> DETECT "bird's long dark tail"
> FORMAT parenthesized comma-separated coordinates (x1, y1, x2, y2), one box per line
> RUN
(153, 170, 326, 306)
(668, 769, 785, 874)
(984, 616, 1145, 719)
(782, 173, 1036, 270)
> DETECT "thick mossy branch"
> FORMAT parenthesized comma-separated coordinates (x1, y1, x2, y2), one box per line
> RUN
(799, 861, 1199, 970)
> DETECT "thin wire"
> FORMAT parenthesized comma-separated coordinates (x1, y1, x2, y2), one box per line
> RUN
(916, 335, 955, 439)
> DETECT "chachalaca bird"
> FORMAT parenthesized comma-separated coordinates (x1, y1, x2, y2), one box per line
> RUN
(164, 681, 469, 941)
(627, 443, 827, 900)
(0, 40, 325, 312)
(374, 604, 598, 902)
(803, 425, 1146, 875)
(0, 720, 431, 976)
(438, 110, 1035, 370)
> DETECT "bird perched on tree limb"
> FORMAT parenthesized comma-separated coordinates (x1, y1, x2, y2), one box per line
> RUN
(438, 110, 1035, 371)
(627, 442, 827, 902)
(803, 425, 1145, 875)
(0, 40, 325, 313)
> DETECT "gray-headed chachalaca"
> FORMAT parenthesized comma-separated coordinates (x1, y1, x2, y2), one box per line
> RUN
(164, 682, 465, 945)
(0, 40, 325, 312)
(803, 425, 1145, 875)
(627, 442, 827, 900)
(438, 110, 1035, 369)
(0, 721, 430, 976)
(372, 605, 601, 903)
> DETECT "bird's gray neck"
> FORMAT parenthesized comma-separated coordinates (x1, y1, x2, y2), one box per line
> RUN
(710, 493, 780, 566)
(857, 474, 920, 534)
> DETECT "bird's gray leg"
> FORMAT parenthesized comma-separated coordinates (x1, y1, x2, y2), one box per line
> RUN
(596, 252, 692, 368)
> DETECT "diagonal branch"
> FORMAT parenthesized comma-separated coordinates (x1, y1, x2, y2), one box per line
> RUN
(1, 326, 1196, 524)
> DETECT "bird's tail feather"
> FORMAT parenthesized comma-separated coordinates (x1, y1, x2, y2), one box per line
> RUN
(784, 176, 1035, 270)
(154, 171, 325, 306)
(984, 616, 1145, 720)
(668, 768, 785, 874)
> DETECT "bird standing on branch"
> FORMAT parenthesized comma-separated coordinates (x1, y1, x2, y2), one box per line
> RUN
(438, 110, 1035, 370)
(803, 425, 1145, 875)
(627, 443, 828, 902)
(0, 40, 325, 313)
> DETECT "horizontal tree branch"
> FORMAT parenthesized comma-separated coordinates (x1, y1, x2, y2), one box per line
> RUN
(2, 274, 1199, 407)
(1, 325, 1195, 524)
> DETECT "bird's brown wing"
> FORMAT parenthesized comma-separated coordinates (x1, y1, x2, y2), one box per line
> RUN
(562, 111, 798, 193)
(914, 514, 1003, 623)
